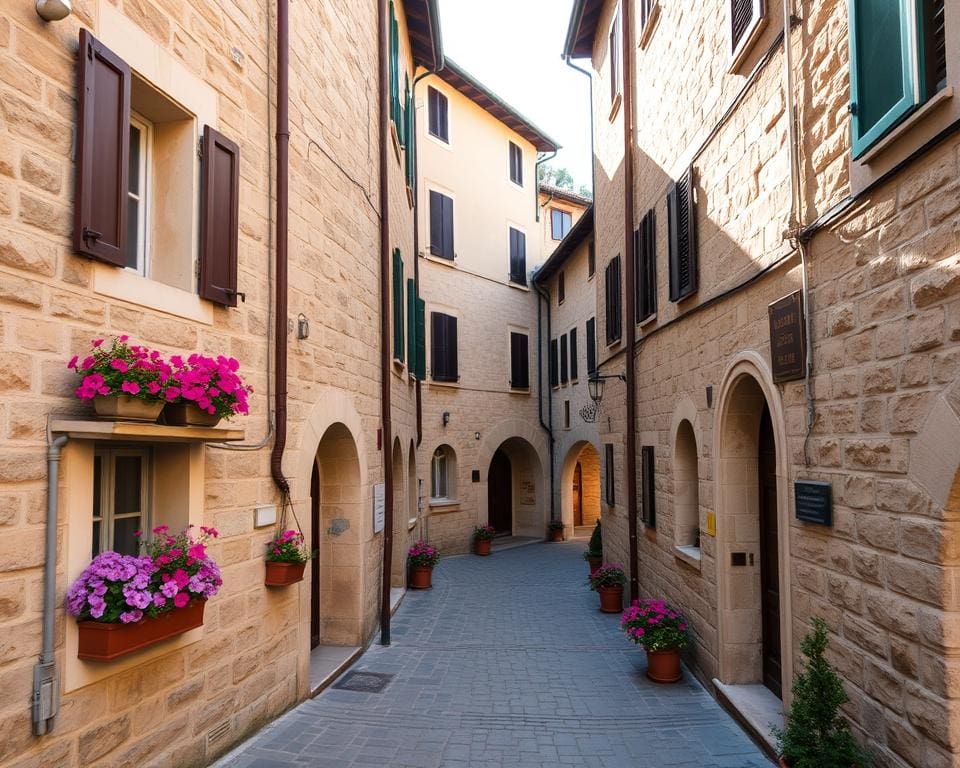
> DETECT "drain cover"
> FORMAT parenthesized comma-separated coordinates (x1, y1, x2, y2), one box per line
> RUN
(332, 671, 394, 693)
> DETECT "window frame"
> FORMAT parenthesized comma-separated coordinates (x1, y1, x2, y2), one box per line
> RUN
(609, 3, 623, 109)
(427, 85, 450, 144)
(605, 255, 623, 345)
(508, 226, 527, 285)
(429, 189, 455, 260)
(430, 446, 450, 501)
(729, 0, 767, 72)
(508, 141, 523, 187)
(93, 446, 152, 558)
(641, 445, 657, 529)
(126, 113, 152, 277)
(509, 331, 530, 390)
(550, 208, 572, 241)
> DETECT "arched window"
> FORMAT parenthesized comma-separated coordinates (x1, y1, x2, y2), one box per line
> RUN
(430, 445, 457, 502)
(674, 420, 700, 554)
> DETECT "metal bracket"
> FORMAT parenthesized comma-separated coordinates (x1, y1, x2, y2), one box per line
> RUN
(32, 661, 59, 735)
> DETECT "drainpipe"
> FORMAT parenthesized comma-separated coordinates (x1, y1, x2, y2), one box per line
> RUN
(534, 282, 555, 523)
(33, 434, 68, 735)
(621, 0, 640, 603)
(270, 0, 290, 495)
(564, 56, 596, 196)
(378, 0, 395, 647)
(535, 150, 557, 222)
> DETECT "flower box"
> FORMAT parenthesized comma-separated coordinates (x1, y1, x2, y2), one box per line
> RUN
(94, 395, 164, 422)
(265, 561, 306, 586)
(164, 403, 221, 427)
(78, 599, 206, 661)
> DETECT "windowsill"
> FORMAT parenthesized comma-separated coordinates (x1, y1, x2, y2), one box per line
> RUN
(609, 93, 622, 122)
(390, 123, 403, 165)
(638, 313, 657, 329)
(508, 281, 530, 291)
(638, 3, 660, 49)
(51, 419, 245, 443)
(426, 131, 452, 151)
(407, 517, 418, 531)
(728, 16, 768, 74)
(859, 87, 954, 164)
(510, 386, 531, 394)
(509, 179, 524, 191)
(93, 265, 213, 325)
(406, 185, 414, 209)
(430, 379, 460, 388)
(644, 526, 657, 542)
(392, 358, 406, 373)
(607, 338, 622, 348)
(424, 253, 457, 268)
(674, 544, 702, 571)
(429, 499, 459, 509)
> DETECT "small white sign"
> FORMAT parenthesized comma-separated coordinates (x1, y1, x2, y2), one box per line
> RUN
(373, 483, 385, 533)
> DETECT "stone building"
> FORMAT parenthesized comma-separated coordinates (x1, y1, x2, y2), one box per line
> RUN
(0, 0, 438, 765)
(565, 0, 960, 764)
(416, 60, 559, 553)
(537, 183, 591, 260)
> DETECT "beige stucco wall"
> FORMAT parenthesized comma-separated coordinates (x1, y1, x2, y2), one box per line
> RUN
(0, 0, 421, 765)
(538, 191, 588, 260)
(585, 0, 960, 765)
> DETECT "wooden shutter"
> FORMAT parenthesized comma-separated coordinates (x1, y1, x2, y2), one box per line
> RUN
(609, 9, 621, 100)
(74, 30, 131, 266)
(445, 314, 458, 381)
(923, 0, 947, 95)
(569, 327, 578, 380)
(636, 209, 657, 322)
(415, 298, 426, 380)
(510, 332, 528, 389)
(586, 317, 597, 375)
(641, 445, 656, 528)
(559, 271, 565, 304)
(199, 126, 241, 306)
(428, 87, 448, 141)
(605, 444, 615, 505)
(404, 80, 415, 187)
(441, 194, 455, 260)
(560, 334, 569, 384)
(605, 255, 622, 343)
(429, 191, 443, 256)
(509, 142, 522, 185)
(432, 313, 457, 381)
(588, 240, 596, 277)
(667, 167, 697, 303)
(549, 339, 559, 387)
(730, 0, 756, 52)
(407, 278, 416, 372)
(392, 249, 404, 362)
(509, 228, 526, 284)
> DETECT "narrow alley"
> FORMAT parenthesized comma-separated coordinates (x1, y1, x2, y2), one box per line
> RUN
(215, 543, 770, 768)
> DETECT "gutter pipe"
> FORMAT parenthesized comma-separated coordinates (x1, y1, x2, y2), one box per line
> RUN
(564, 56, 596, 197)
(534, 282, 555, 522)
(535, 150, 557, 222)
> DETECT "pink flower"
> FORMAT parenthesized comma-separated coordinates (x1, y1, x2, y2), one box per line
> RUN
(121, 381, 140, 395)
(173, 592, 190, 609)
(67, 355, 79, 369)
(164, 387, 181, 401)
(92, 339, 104, 347)
(173, 569, 190, 589)
(147, 381, 161, 395)
(188, 543, 206, 560)
(110, 359, 129, 373)
(118, 334, 129, 342)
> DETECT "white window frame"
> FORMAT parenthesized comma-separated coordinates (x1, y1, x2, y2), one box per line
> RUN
(729, 0, 767, 72)
(508, 141, 523, 188)
(93, 446, 152, 558)
(127, 113, 152, 277)
(431, 447, 449, 501)
(551, 208, 572, 241)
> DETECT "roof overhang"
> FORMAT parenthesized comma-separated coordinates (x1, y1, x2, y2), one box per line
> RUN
(406, 0, 444, 71)
(539, 183, 592, 208)
(563, 0, 605, 59)
(534, 207, 594, 284)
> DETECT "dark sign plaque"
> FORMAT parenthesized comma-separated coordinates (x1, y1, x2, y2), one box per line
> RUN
(794, 480, 832, 526)
(768, 291, 806, 383)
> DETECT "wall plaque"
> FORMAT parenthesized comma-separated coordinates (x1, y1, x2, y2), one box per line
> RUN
(794, 480, 832, 526)
(373, 483, 384, 533)
(768, 291, 806, 383)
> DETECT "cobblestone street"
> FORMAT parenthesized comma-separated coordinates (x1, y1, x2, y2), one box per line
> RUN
(216, 542, 771, 768)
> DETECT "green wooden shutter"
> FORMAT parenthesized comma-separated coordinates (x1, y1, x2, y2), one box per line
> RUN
(404, 78, 414, 187)
(848, 0, 917, 158)
(407, 278, 416, 373)
(415, 297, 426, 380)
(393, 249, 404, 362)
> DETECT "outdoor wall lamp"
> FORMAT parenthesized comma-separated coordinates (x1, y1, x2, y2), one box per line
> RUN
(296, 313, 309, 340)
(442, 411, 450, 427)
(587, 373, 626, 405)
(36, 0, 71, 21)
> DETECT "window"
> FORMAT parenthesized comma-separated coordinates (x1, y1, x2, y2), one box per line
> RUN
(609, 4, 622, 103)
(604, 444, 615, 505)
(93, 447, 150, 558)
(730, 0, 766, 67)
(431, 312, 458, 382)
(430, 445, 456, 501)
(674, 421, 700, 551)
(641, 445, 656, 529)
(429, 190, 455, 260)
(549, 339, 559, 388)
(509, 141, 523, 186)
(564, 400, 571, 430)
(509, 227, 527, 285)
(404, 77, 415, 188)
(588, 240, 596, 277)
(392, 249, 404, 363)
(586, 317, 597, 375)
(409, 291, 426, 380)
(558, 271, 565, 304)
(510, 332, 529, 389)
(848, 0, 948, 157)
(639, 0, 659, 42)
(389, 1, 402, 134)
(605, 255, 622, 344)
(667, 168, 697, 302)
(569, 327, 578, 381)
(427, 86, 449, 142)
(551, 208, 572, 240)
(560, 334, 569, 384)
(635, 208, 657, 322)
(125, 116, 150, 274)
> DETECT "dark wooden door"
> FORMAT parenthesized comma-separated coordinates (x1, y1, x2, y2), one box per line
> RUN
(310, 459, 320, 650)
(573, 462, 583, 526)
(758, 405, 781, 698)
(488, 449, 513, 534)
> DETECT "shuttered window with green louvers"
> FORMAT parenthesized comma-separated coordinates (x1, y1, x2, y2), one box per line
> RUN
(393, 249, 404, 363)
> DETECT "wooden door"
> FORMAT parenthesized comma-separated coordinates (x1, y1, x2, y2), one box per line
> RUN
(310, 459, 320, 650)
(758, 405, 781, 698)
(573, 462, 583, 526)
(488, 449, 513, 534)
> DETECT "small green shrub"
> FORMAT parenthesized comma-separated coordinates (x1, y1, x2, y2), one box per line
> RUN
(773, 618, 871, 768)
(587, 519, 602, 556)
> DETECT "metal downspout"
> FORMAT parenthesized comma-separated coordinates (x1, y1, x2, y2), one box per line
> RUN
(535, 150, 557, 222)
(33, 434, 68, 735)
(534, 283, 555, 522)
(564, 56, 596, 196)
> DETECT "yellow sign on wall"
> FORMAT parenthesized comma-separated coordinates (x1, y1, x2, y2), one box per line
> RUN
(705, 511, 716, 537)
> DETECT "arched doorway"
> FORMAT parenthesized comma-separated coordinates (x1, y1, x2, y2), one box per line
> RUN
(573, 463, 583, 526)
(488, 449, 512, 534)
(759, 404, 780, 697)
(485, 437, 544, 537)
(407, 440, 418, 534)
(391, 439, 405, 588)
(558, 441, 601, 536)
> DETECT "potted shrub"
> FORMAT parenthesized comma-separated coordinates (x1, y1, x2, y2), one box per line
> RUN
(772, 618, 872, 768)
(583, 520, 602, 571)
(547, 519, 564, 542)
(163, 353, 252, 427)
(587, 563, 626, 613)
(621, 598, 689, 683)
(407, 540, 439, 589)
(70, 336, 171, 422)
(264, 529, 312, 586)
(67, 525, 222, 661)
(473, 525, 495, 556)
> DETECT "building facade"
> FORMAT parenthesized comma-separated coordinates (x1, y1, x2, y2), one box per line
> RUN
(566, 0, 960, 765)
(537, 183, 591, 261)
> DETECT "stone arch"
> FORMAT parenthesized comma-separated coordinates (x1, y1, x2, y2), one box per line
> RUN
(408, 439, 418, 532)
(673, 420, 700, 550)
(713, 351, 793, 700)
(558, 438, 602, 534)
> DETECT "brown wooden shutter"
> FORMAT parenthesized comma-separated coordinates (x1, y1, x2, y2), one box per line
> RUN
(199, 126, 241, 306)
(560, 334, 568, 384)
(510, 332, 528, 389)
(74, 29, 131, 266)
(731, 0, 756, 52)
(569, 327, 578, 380)
(586, 317, 596, 375)
(668, 167, 697, 302)
(549, 339, 559, 387)
(641, 445, 656, 528)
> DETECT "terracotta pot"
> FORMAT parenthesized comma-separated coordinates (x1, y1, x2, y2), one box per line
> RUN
(77, 599, 206, 662)
(549, 528, 564, 542)
(164, 403, 222, 427)
(264, 560, 306, 586)
(597, 585, 623, 613)
(94, 395, 164, 422)
(474, 538, 492, 556)
(587, 556, 602, 572)
(645, 648, 682, 683)
(778, 759, 789, 768)
(409, 565, 433, 589)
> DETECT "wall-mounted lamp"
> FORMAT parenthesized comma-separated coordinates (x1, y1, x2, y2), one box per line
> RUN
(474, 432, 480, 441)
(442, 412, 450, 427)
(580, 373, 627, 423)
(296, 313, 309, 340)
(36, 0, 71, 21)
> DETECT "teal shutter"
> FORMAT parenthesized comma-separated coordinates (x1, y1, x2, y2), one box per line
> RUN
(393, 249, 404, 362)
(403, 77, 414, 185)
(406, 278, 416, 373)
(415, 297, 426, 380)
(848, 0, 917, 158)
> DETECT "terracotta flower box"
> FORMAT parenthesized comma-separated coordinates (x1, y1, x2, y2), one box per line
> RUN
(94, 395, 164, 422)
(164, 403, 221, 427)
(77, 599, 206, 662)
(265, 561, 306, 586)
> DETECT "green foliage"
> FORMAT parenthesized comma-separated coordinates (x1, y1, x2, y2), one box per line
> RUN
(773, 619, 872, 768)
(587, 520, 602, 556)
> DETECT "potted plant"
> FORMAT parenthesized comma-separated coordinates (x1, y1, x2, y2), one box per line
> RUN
(583, 520, 602, 571)
(67, 525, 222, 661)
(473, 524, 495, 556)
(70, 336, 171, 422)
(772, 619, 872, 767)
(621, 598, 689, 683)
(547, 519, 564, 542)
(162, 353, 252, 427)
(407, 540, 439, 588)
(587, 563, 626, 613)
(264, 529, 312, 586)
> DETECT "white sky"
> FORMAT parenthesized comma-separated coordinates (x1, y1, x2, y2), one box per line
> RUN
(437, 0, 593, 193)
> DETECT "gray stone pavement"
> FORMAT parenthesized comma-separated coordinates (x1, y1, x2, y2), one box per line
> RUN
(215, 541, 772, 768)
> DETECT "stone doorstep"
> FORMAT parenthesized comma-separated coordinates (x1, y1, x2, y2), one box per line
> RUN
(713, 680, 783, 761)
(309, 645, 363, 697)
